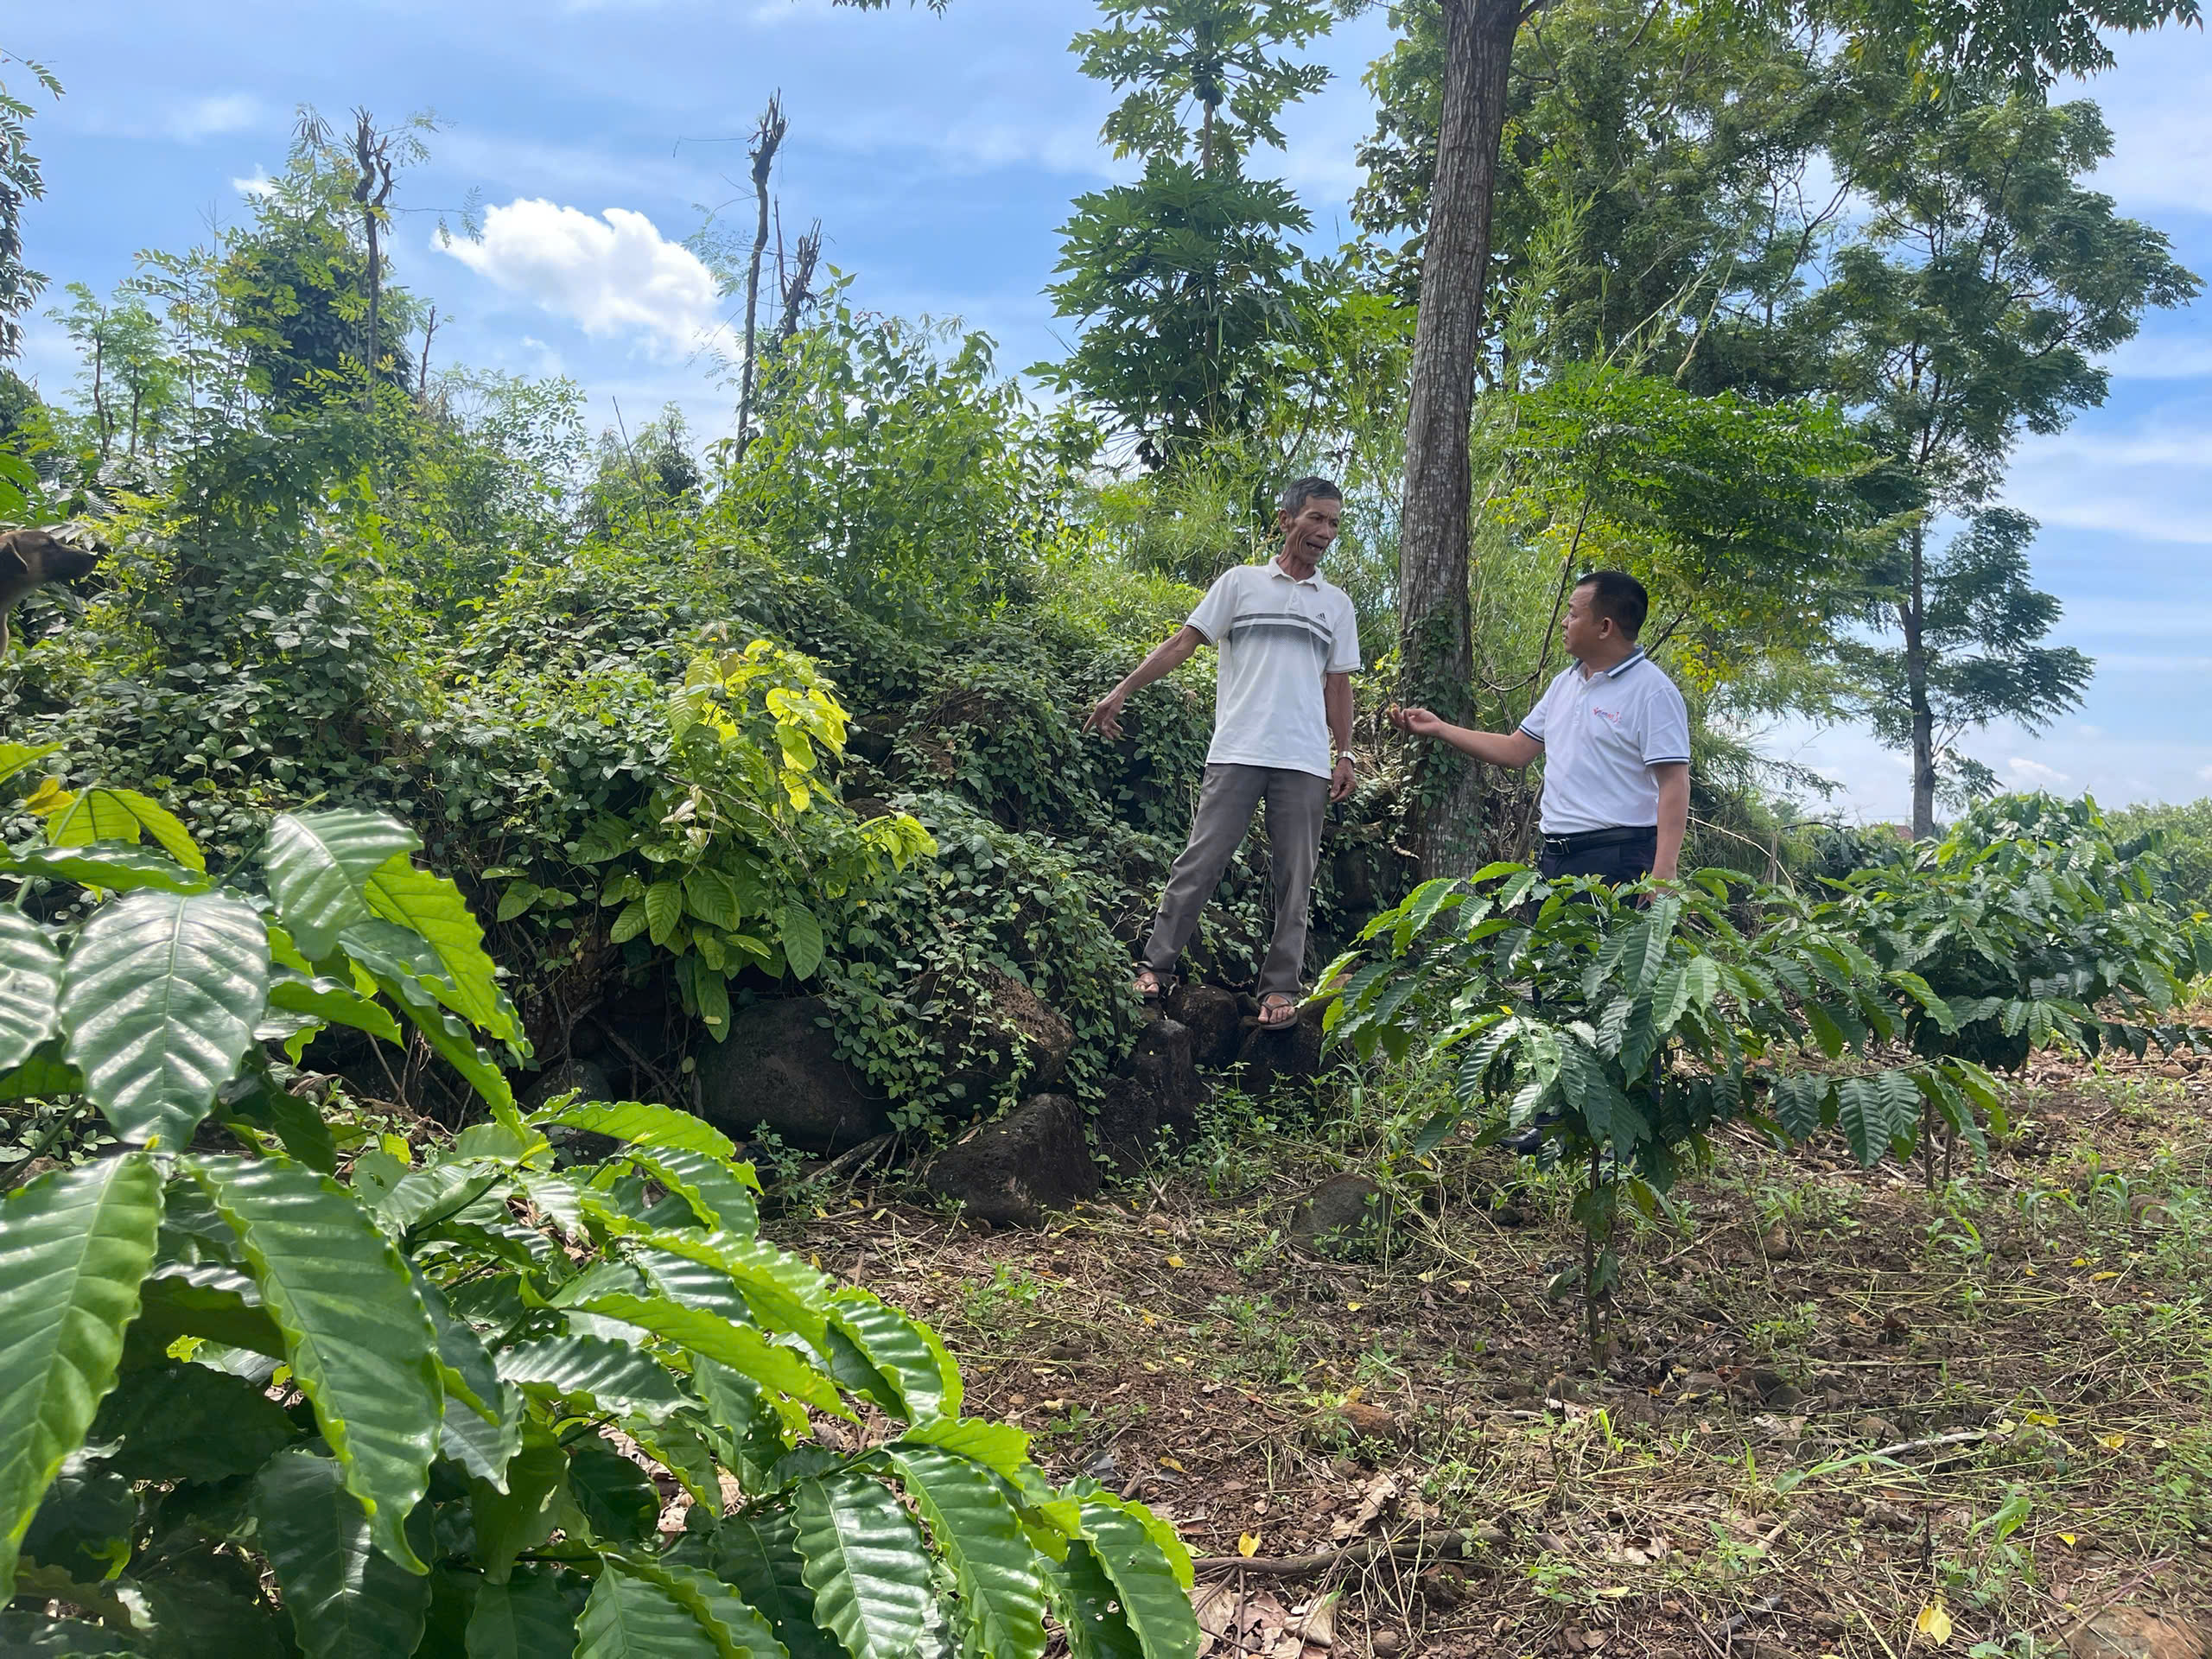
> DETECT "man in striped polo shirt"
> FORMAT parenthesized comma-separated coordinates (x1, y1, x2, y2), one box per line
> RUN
(1084, 478, 1361, 1029)
(1391, 569, 1690, 883)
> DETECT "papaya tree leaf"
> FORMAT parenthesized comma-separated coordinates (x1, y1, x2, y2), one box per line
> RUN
(60, 889, 270, 1148)
(0, 1152, 163, 1604)
(184, 1154, 442, 1575)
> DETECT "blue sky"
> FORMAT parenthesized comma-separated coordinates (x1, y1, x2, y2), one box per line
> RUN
(10, 1, 2212, 822)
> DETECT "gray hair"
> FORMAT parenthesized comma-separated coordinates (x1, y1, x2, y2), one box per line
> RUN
(1279, 475, 1343, 518)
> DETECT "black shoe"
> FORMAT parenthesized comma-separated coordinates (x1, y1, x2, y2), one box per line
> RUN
(1502, 1112, 1563, 1157)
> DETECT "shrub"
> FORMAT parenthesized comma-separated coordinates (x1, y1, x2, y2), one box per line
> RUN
(0, 771, 1198, 1659)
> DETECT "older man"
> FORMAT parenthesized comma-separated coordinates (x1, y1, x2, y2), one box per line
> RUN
(1084, 477, 1360, 1029)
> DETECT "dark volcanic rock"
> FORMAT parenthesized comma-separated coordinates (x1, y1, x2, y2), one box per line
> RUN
(1095, 1016, 1203, 1169)
(1169, 983, 1245, 1071)
(523, 1057, 614, 1111)
(696, 996, 889, 1153)
(923, 1094, 1100, 1227)
(918, 970, 1076, 1107)
(1233, 997, 1330, 1096)
(1287, 1173, 1391, 1255)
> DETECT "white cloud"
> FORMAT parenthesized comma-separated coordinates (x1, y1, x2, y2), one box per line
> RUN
(2005, 756, 2071, 788)
(435, 200, 725, 359)
(2197, 765, 2212, 784)
(232, 169, 275, 199)
(166, 94, 261, 142)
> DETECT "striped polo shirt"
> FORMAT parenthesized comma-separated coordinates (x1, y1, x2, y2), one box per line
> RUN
(1185, 559, 1362, 779)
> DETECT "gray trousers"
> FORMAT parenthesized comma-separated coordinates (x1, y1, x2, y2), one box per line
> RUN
(1141, 763, 1329, 1000)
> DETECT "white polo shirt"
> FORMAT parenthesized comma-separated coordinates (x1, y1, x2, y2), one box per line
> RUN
(1518, 649, 1691, 836)
(1185, 559, 1362, 779)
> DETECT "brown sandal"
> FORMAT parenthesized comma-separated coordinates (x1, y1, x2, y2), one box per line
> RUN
(1256, 992, 1300, 1030)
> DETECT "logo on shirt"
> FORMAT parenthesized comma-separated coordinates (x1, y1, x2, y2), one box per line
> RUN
(1591, 705, 1625, 727)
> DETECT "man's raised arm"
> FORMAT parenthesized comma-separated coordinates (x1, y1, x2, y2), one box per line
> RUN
(1388, 705, 1543, 770)
(1084, 625, 1208, 739)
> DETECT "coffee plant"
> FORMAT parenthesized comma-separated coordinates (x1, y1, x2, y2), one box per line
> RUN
(0, 752, 1198, 1659)
(1320, 823, 2210, 1343)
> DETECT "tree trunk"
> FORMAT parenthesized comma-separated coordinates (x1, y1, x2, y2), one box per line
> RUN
(1397, 0, 1522, 878)
(1905, 521, 1935, 838)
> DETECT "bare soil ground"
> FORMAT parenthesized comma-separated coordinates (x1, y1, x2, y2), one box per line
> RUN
(774, 1048, 2212, 1658)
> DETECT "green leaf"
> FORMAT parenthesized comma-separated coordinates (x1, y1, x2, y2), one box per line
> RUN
(682, 870, 742, 932)
(1, 843, 212, 895)
(60, 889, 270, 1148)
(416, 1273, 520, 1490)
(361, 854, 518, 1041)
(0, 909, 63, 1075)
(267, 975, 404, 1047)
(828, 1290, 958, 1422)
(620, 1147, 758, 1236)
(91, 1361, 298, 1484)
(793, 1472, 931, 1659)
(253, 1447, 432, 1659)
(778, 905, 823, 980)
(1072, 1499, 1201, 1659)
(579, 1293, 844, 1415)
(709, 1508, 838, 1659)
(882, 1444, 1049, 1659)
(260, 813, 425, 963)
(0, 743, 60, 787)
(530, 1100, 737, 1160)
(1052, 1541, 1145, 1659)
(0, 1153, 163, 1604)
(693, 969, 732, 1044)
(608, 1557, 791, 1659)
(467, 1568, 579, 1659)
(468, 1433, 567, 1582)
(576, 1564, 719, 1659)
(495, 1335, 687, 1424)
(130, 1261, 286, 1359)
(43, 787, 205, 874)
(0, 1610, 142, 1654)
(613, 1230, 830, 1351)
(645, 881, 684, 950)
(566, 1438, 662, 1545)
(184, 1154, 442, 1575)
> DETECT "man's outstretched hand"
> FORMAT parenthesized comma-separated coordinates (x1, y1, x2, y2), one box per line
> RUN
(1388, 704, 1448, 741)
(1083, 690, 1128, 740)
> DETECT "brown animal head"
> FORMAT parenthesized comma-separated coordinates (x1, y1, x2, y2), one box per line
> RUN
(0, 528, 103, 653)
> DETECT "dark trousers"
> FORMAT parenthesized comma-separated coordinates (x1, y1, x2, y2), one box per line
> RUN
(1536, 827, 1657, 884)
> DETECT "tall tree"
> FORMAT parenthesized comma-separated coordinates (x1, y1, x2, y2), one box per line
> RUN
(0, 49, 60, 361)
(1375, 0, 2198, 874)
(53, 282, 180, 463)
(1039, 1, 1341, 466)
(1807, 86, 2196, 833)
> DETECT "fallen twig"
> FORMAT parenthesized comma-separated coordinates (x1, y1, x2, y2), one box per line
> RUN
(1192, 1526, 1509, 1579)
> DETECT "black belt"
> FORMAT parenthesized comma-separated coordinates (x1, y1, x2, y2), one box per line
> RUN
(1541, 825, 1657, 855)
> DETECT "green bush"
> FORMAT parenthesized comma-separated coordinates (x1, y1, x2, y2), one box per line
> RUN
(0, 775, 1198, 1659)
(2109, 795, 2212, 919)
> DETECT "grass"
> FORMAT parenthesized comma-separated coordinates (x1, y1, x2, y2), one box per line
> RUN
(772, 1041, 2212, 1657)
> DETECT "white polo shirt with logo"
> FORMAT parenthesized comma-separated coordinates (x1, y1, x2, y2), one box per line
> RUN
(1185, 559, 1362, 780)
(1517, 649, 1691, 836)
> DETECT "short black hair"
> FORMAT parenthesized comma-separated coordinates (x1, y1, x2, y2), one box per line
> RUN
(1280, 476, 1343, 518)
(1575, 569, 1649, 639)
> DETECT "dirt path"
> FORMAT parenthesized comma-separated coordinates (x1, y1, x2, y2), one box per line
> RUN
(776, 1051, 2212, 1656)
